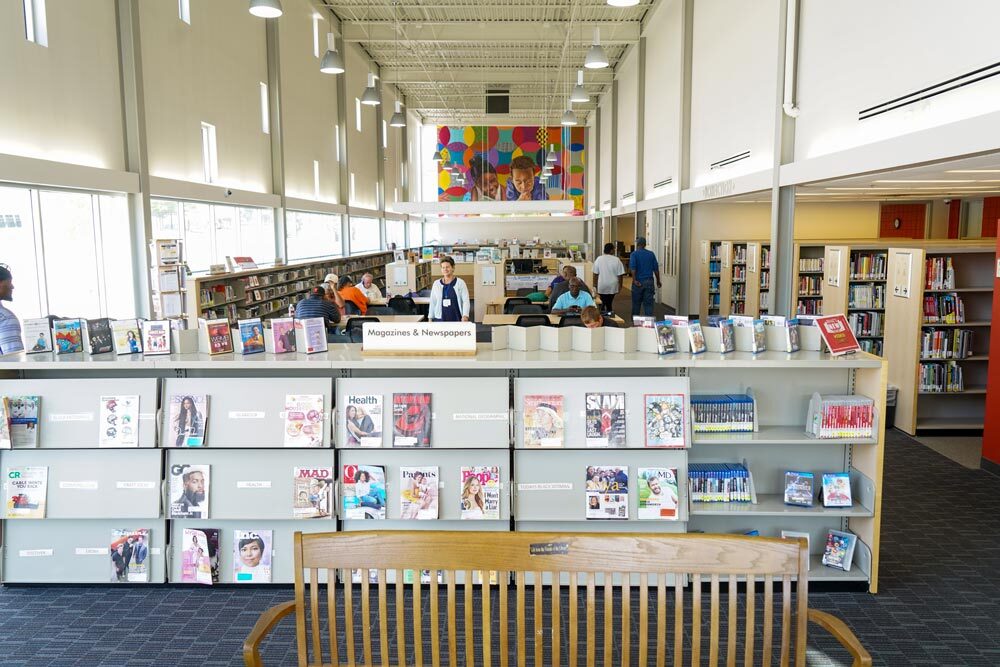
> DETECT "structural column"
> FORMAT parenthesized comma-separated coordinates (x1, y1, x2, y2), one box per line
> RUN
(265, 19, 287, 261)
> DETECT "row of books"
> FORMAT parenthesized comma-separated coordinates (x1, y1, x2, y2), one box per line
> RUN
(688, 463, 753, 503)
(760, 271, 770, 289)
(784, 471, 853, 508)
(849, 252, 887, 281)
(848, 311, 884, 338)
(799, 257, 823, 272)
(922, 293, 966, 324)
(245, 267, 318, 289)
(921, 328, 974, 359)
(848, 283, 885, 309)
(731, 283, 746, 300)
(732, 265, 747, 282)
(806, 394, 876, 439)
(730, 301, 746, 315)
(857, 339, 883, 356)
(690, 394, 756, 433)
(925, 256, 956, 290)
(708, 277, 720, 292)
(919, 361, 964, 393)
(708, 260, 721, 274)
(199, 283, 237, 308)
(732, 245, 748, 264)
(247, 280, 312, 305)
(760, 247, 771, 270)
(796, 298, 822, 315)
(708, 294, 721, 309)
(798, 276, 822, 296)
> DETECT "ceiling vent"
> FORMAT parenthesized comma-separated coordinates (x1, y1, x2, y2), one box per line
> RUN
(486, 88, 509, 115)
(859, 60, 1000, 121)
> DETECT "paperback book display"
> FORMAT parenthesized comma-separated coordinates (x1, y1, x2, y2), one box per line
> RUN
(98, 395, 139, 448)
(236, 318, 265, 355)
(585, 466, 629, 519)
(399, 466, 438, 519)
(689, 463, 752, 503)
(142, 320, 171, 355)
(267, 318, 296, 354)
(345, 395, 383, 447)
(292, 467, 333, 519)
(919, 361, 964, 393)
(655, 321, 676, 355)
(816, 315, 861, 356)
(181, 528, 220, 585)
(112, 319, 143, 354)
(110, 528, 150, 583)
(4, 466, 47, 518)
(821, 472, 853, 507)
(5, 396, 40, 447)
(691, 394, 756, 433)
(341, 464, 386, 519)
(460, 466, 500, 520)
(644, 394, 686, 447)
(784, 471, 814, 507)
(822, 529, 857, 571)
(393, 393, 432, 448)
(234, 529, 272, 583)
(522, 395, 564, 448)
(53, 319, 83, 354)
(806, 394, 875, 439)
(585, 392, 626, 447)
(23, 318, 53, 353)
(283, 395, 324, 447)
(637, 467, 679, 520)
(921, 329, 974, 359)
(167, 394, 208, 447)
(169, 464, 209, 519)
(84, 318, 113, 355)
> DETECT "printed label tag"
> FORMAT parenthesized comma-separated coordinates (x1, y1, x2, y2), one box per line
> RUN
(517, 483, 573, 491)
(229, 411, 266, 419)
(116, 481, 156, 490)
(151, 548, 161, 556)
(75, 548, 105, 556)
(237, 481, 272, 489)
(530, 542, 570, 556)
(453, 412, 508, 421)
(59, 481, 99, 490)
(19, 549, 53, 557)
(49, 413, 94, 422)
(139, 413, 156, 421)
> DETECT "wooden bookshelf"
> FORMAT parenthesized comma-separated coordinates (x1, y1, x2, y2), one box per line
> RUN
(758, 243, 771, 316)
(820, 245, 888, 356)
(794, 243, 826, 316)
(700, 240, 730, 317)
(385, 260, 433, 297)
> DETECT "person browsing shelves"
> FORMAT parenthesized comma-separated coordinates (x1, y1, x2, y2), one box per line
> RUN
(552, 277, 596, 315)
(337, 276, 369, 316)
(429, 256, 470, 322)
(504, 156, 548, 201)
(294, 286, 342, 331)
(581, 305, 619, 328)
(0, 264, 23, 355)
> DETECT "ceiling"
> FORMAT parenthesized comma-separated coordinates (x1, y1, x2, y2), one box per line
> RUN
(320, 0, 657, 125)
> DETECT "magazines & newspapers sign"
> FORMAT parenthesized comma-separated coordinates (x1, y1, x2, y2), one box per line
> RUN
(362, 322, 477, 356)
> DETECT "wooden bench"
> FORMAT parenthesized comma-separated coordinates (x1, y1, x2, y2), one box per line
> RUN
(244, 531, 871, 667)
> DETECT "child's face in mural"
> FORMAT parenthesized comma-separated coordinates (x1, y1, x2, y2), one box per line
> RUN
(479, 172, 498, 198)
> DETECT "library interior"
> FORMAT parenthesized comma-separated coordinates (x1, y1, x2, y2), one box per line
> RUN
(2, 1, 1000, 665)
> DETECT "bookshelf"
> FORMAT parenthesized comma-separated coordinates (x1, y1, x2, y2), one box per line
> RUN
(700, 240, 730, 318)
(730, 242, 747, 315)
(759, 243, 771, 316)
(794, 244, 826, 316)
(385, 260, 433, 297)
(821, 245, 887, 356)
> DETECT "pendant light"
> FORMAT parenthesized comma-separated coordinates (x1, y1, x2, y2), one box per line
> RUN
(361, 72, 381, 106)
(607, 0, 640, 6)
(546, 144, 557, 162)
(584, 28, 609, 69)
(249, 0, 282, 18)
(570, 70, 589, 103)
(320, 33, 345, 74)
(389, 101, 406, 127)
(561, 104, 578, 126)
(386, 2, 405, 127)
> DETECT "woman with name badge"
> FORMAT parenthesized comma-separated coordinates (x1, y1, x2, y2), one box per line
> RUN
(429, 255, 470, 322)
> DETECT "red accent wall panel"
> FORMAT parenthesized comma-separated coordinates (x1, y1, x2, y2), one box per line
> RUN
(981, 236, 1000, 464)
(879, 203, 926, 238)
(981, 197, 1000, 238)
(948, 200, 962, 239)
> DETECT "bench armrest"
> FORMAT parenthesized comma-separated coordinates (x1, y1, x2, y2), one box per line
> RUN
(243, 600, 297, 667)
(807, 608, 872, 667)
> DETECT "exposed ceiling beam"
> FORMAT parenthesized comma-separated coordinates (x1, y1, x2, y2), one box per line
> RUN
(342, 21, 640, 44)
(383, 69, 614, 84)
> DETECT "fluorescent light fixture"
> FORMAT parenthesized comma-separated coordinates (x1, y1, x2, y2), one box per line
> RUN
(389, 101, 406, 127)
(584, 28, 609, 69)
(561, 108, 578, 126)
(361, 72, 381, 105)
(570, 70, 589, 103)
(320, 34, 345, 74)
(249, 0, 282, 18)
(873, 179, 974, 184)
(608, 0, 640, 7)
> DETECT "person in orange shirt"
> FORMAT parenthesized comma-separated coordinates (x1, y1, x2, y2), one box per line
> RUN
(337, 275, 369, 316)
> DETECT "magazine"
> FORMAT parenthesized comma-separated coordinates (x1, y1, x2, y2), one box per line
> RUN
(654, 321, 676, 355)
(341, 464, 387, 519)
(523, 395, 564, 447)
(585, 466, 629, 520)
(52, 319, 83, 354)
(168, 463, 209, 519)
(345, 394, 383, 447)
(237, 318, 265, 355)
(181, 527, 220, 585)
(780, 530, 811, 570)
(167, 394, 208, 447)
(460, 466, 500, 520)
(644, 394, 686, 448)
(295, 317, 327, 354)
(784, 471, 814, 507)
(719, 320, 736, 353)
(142, 320, 171, 355)
(687, 321, 707, 354)
(821, 472, 853, 507)
(292, 467, 334, 519)
(821, 529, 857, 571)
(585, 392, 626, 447)
(0, 398, 11, 449)
(23, 318, 53, 354)
(637, 467, 679, 520)
(110, 528, 150, 583)
(400, 466, 439, 519)
(85, 318, 113, 355)
(268, 318, 296, 354)
(752, 320, 766, 353)
(98, 395, 140, 448)
(234, 529, 272, 583)
(4, 466, 47, 518)
(393, 393, 432, 447)
(206, 319, 234, 355)
(112, 319, 143, 355)
(6, 396, 40, 448)
(283, 394, 324, 447)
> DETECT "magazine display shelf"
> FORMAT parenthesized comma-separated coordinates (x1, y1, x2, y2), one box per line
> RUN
(0, 346, 885, 592)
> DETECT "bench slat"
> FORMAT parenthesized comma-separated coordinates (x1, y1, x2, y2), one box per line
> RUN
(744, 575, 755, 667)
(796, 545, 809, 667)
(378, 570, 389, 667)
(327, 569, 337, 667)
(294, 535, 307, 667)
(447, 570, 457, 667)
(673, 577, 683, 667)
(569, 572, 578, 667)
(763, 575, 774, 666)
(309, 571, 322, 666)
(396, 572, 405, 667)
(466, 570, 475, 667)
(709, 574, 720, 667)
(534, 572, 543, 667)
(640, 573, 649, 667)
(414, 576, 424, 667)
(343, 572, 356, 666)
(361, 573, 372, 667)
(483, 571, 492, 667)
(431, 573, 441, 667)
(603, 572, 613, 667)
(727, 575, 737, 667)
(692, 574, 701, 667)
(781, 575, 791, 667)
(516, 571, 526, 667)
(586, 572, 596, 667)
(499, 571, 509, 667)
(621, 572, 630, 667)
(551, 573, 560, 667)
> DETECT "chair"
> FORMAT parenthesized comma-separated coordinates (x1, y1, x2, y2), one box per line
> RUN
(515, 287, 535, 297)
(512, 304, 544, 315)
(388, 296, 416, 315)
(367, 305, 395, 316)
(514, 314, 551, 327)
(345, 316, 379, 342)
(558, 314, 585, 327)
(503, 297, 532, 314)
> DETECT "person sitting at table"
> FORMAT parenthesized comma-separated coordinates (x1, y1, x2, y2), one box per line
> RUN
(337, 275, 369, 316)
(428, 256, 470, 322)
(552, 277, 596, 315)
(321, 273, 346, 311)
(358, 273, 385, 305)
(581, 305, 620, 328)
(293, 286, 341, 331)
(548, 265, 592, 308)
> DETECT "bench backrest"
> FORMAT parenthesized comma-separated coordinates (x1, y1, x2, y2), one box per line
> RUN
(293, 530, 809, 667)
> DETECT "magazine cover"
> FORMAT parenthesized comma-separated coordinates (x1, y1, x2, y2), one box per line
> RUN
(5, 466, 47, 518)
(637, 467, 679, 520)
(283, 394, 325, 447)
(181, 527, 220, 585)
(167, 394, 208, 447)
(687, 321, 707, 354)
(821, 472, 853, 507)
(269, 318, 296, 354)
(53, 319, 83, 354)
(292, 467, 334, 519)
(7, 396, 40, 448)
(98, 395, 140, 448)
(237, 318, 265, 355)
(345, 394, 383, 447)
(821, 529, 857, 571)
(585, 466, 629, 520)
(644, 394, 686, 448)
(585, 392, 626, 447)
(752, 320, 766, 353)
(233, 529, 272, 583)
(168, 463, 209, 519)
(341, 464, 387, 519)
(142, 320, 171, 355)
(460, 466, 500, 520)
(780, 530, 811, 570)
(400, 466, 439, 519)
(86, 318, 113, 355)
(523, 395, 564, 447)
(23, 318, 53, 353)
(393, 393, 432, 448)
(296, 317, 327, 354)
(0, 398, 11, 449)
(112, 319, 143, 354)
(110, 528, 150, 583)
(207, 320, 234, 355)
(784, 471, 814, 507)
(654, 321, 676, 355)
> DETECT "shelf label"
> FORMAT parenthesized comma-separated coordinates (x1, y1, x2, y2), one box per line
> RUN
(116, 481, 156, 490)
(59, 480, 99, 490)
(49, 413, 94, 422)
(518, 483, 573, 491)
(453, 412, 508, 421)
(530, 542, 569, 556)
(229, 411, 265, 419)
(19, 549, 53, 557)
(151, 548, 161, 556)
(237, 480, 272, 489)
(139, 413, 156, 421)
(361, 322, 477, 356)
(75, 547, 105, 556)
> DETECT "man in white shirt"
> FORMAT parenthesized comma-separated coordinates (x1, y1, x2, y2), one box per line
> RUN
(592, 243, 625, 316)
(358, 273, 385, 305)
(0, 265, 24, 356)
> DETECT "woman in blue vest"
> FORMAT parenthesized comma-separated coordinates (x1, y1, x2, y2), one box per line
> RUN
(428, 256, 470, 322)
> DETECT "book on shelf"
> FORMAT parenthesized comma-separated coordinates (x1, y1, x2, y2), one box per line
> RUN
(98, 395, 140, 448)
(141, 320, 172, 355)
(392, 393, 432, 447)
(181, 528, 220, 585)
(921, 328, 974, 359)
(294, 317, 328, 354)
(167, 394, 208, 447)
(691, 392, 756, 433)
(585, 466, 629, 520)
(341, 464, 386, 519)
(848, 283, 885, 309)
(283, 394, 324, 447)
(783, 471, 814, 507)
(169, 463, 209, 519)
(83, 318, 113, 355)
(799, 257, 824, 272)
(4, 465, 47, 518)
(919, 361, 964, 392)
(687, 321, 707, 354)
(655, 321, 676, 354)
(922, 293, 965, 324)
(637, 467, 679, 520)
(644, 394, 687, 448)
(849, 311, 884, 338)
(234, 318, 265, 355)
(345, 394, 383, 447)
(52, 318, 83, 354)
(234, 529, 272, 583)
(816, 314, 861, 356)
(265, 317, 296, 354)
(112, 319, 143, 355)
(585, 392, 626, 447)
(806, 393, 875, 439)
(4, 396, 40, 448)
(780, 530, 811, 569)
(689, 463, 753, 503)
(399, 466, 439, 519)
(460, 466, 501, 520)
(523, 394, 564, 448)
(821, 529, 857, 571)
(291, 467, 333, 519)
(821, 472, 853, 507)
(22, 318, 53, 354)
(110, 528, 150, 583)
(925, 256, 956, 290)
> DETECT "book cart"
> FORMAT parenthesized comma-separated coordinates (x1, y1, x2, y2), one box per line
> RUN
(0, 344, 886, 592)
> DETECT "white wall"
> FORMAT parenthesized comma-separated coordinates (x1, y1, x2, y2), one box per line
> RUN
(642, 0, 682, 199)
(383, 86, 401, 207)
(406, 110, 422, 202)
(0, 0, 125, 170)
(585, 118, 597, 211)
(615, 47, 639, 202)
(598, 94, 614, 209)
(345, 42, 378, 208)
(435, 220, 586, 245)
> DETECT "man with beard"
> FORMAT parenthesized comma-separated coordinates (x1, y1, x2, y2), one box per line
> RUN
(173, 468, 206, 518)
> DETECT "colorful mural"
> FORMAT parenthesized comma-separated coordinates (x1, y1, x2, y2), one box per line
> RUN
(436, 125, 586, 212)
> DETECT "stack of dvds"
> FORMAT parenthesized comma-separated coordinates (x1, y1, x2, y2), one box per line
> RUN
(919, 361, 964, 393)
(806, 394, 875, 439)
(925, 256, 956, 290)
(691, 394, 756, 433)
(922, 293, 965, 324)
(921, 328, 974, 359)
(688, 463, 751, 503)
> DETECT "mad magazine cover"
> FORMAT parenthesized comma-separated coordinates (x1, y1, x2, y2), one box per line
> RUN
(523, 395, 564, 447)
(4, 466, 47, 518)
(585, 392, 626, 447)
(234, 529, 272, 583)
(98, 395, 139, 448)
(393, 393, 432, 447)
(400, 466, 438, 519)
(181, 527, 220, 585)
(460, 466, 500, 520)
(110, 528, 150, 583)
(342, 464, 386, 519)
(283, 394, 324, 447)
(585, 466, 629, 520)
(644, 394, 686, 448)
(169, 463, 209, 519)
(637, 468, 679, 520)
(292, 467, 333, 519)
(167, 394, 208, 447)
(345, 394, 383, 447)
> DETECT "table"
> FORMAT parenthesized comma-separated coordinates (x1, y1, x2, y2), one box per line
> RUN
(482, 313, 624, 326)
(485, 295, 602, 315)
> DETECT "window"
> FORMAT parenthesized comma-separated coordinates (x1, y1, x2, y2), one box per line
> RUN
(408, 220, 422, 247)
(385, 220, 405, 250)
(355, 99, 362, 132)
(393, 187, 398, 203)
(349, 217, 381, 254)
(0, 186, 43, 320)
(424, 222, 440, 245)
(260, 83, 269, 134)
(312, 15, 321, 58)
(201, 122, 218, 183)
(178, 0, 191, 24)
(313, 160, 320, 199)
(23, 0, 47, 46)
(286, 210, 343, 261)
